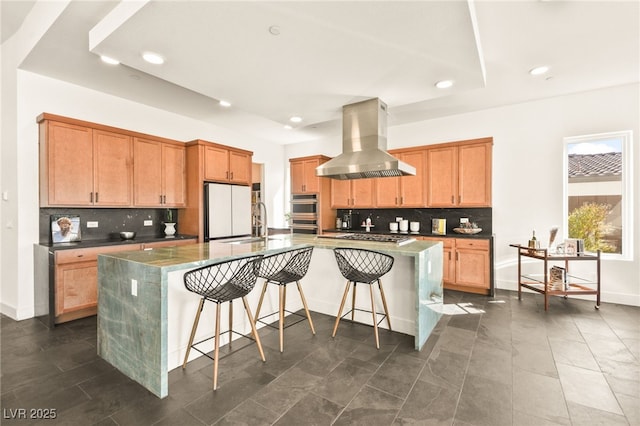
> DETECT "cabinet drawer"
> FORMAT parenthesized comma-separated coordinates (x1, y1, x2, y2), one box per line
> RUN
(55, 244, 139, 265)
(455, 238, 489, 250)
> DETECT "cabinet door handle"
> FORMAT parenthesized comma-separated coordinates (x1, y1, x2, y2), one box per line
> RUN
(395, 197, 398, 205)
(95, 192, 99, 203)
(448, 252, 451, 260)
(401, 196, 404, 205)
(458, 195, 461, 204)
(90, 192, 93, 203)
(160, 195, 163, 204)
(163, 195, 167, 204)
(456, 252, 459, 261)
(230, 172, 233, 180)
(226, 171, 229, 179)
(451, 195, 454, 204)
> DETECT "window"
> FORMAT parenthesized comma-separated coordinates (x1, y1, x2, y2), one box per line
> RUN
(563, 131, 633, 259)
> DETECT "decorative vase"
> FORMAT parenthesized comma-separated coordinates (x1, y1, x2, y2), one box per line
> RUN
(164, 222, 176, 237)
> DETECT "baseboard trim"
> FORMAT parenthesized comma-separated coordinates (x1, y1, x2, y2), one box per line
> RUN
(0, 302, 35, 321)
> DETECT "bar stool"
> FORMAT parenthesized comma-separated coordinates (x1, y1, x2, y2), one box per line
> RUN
(332, 248, 394, 349)
(254, 247, 316, 352)
(182, 254, 265, 390)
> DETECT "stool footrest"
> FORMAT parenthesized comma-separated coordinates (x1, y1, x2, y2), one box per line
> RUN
(339, 308, 388, 327)
(256, 309, 308, 330)
(189, 331, 259, 362)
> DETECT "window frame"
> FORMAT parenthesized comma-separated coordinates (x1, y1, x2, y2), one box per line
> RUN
(562, 130, 633, 260)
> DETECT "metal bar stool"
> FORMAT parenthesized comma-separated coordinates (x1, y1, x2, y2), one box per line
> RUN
(182, 254, 265, 390)
(332, 248, 394, 349)
(254, 246, 316, 352)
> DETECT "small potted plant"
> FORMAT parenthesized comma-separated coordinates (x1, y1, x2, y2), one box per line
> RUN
(164, 209, 176, 237)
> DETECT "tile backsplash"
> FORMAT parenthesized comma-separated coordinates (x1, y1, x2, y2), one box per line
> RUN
(335, 207, 492, 235)
(39, 208, 178, 244)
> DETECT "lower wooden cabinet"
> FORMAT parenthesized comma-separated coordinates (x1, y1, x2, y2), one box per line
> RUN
(52, 239, 196, 324)
(421, 237, 491, 295)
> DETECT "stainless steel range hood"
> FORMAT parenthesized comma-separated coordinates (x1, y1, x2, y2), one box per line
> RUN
(315, 98, 416, 180)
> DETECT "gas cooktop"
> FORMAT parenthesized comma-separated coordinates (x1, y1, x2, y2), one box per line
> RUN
(318, 233, 416, 246)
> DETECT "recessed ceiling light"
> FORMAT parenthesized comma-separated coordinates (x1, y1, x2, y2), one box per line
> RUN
(529, 65, 550, 76)
(269, 25, 281, 35)
(100, 55, 120, 65)
(219, 100, 231, 107)
(284, 124, 292, 130)
(142, 52, 165, 65)
(290, 116, 302, 123)
(435, 80, 454, 89)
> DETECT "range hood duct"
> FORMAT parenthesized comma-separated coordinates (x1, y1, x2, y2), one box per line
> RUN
(315, 98, 416, 180)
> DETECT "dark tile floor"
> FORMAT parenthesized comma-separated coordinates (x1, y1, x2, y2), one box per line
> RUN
(1, 290, 638, 425)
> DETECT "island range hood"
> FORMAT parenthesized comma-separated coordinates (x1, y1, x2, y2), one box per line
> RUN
(315, 98, 416, 180)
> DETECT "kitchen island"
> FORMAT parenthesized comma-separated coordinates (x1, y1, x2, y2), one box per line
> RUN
(97, 234, 443, 398)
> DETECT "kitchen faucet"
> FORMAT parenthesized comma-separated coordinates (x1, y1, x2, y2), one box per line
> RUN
(253, 201, 268, 239)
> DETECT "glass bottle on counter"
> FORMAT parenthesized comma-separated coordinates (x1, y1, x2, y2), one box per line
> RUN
(528, 230, 539, 251)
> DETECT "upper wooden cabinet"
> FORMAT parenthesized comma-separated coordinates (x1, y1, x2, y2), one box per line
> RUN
(203, 142, 252, 185)
(331, 179, 375, 208)
(374, 149, 427, 208)
(133, 137, 186, 207)
(427, 138, 492, 207)
(38, 113, 191, 208)
(182, 140, 254, 241)
(290, 155, 330, 194)
(38, 118, 132, 207)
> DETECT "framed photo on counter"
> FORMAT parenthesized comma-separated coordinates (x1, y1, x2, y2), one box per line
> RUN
(51, 215, 81, 243)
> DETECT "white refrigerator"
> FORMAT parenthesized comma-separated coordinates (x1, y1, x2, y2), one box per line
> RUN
(204, 183, 251, 240)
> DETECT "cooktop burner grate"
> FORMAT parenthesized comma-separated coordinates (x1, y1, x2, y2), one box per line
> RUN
(319, 233, 416, 246)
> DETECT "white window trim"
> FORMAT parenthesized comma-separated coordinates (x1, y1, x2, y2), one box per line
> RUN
(563, 130, 633, 261)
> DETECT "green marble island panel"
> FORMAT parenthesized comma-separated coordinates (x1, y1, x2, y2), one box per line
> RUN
(97, 234, 443, 398)
(98, 255, 167, 397)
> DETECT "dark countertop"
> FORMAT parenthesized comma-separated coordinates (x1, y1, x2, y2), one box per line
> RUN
(322, 228, 492, 240)
(39, 234, 198, 251)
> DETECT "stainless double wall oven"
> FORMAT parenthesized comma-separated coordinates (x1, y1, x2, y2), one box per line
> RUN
(290, 194, 319, 234)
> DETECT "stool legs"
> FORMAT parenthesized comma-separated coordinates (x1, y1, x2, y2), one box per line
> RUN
(254, 281, 269, 322)
(255, 279, 316, 353)
(242, 296, 265, 362)
(378, 279, 392, 330)
(213, 301, 221, 390)
(332, 279, 391, 349)
(279, 284, 285, 352)
(332, 280, 351, 338)
(369, 284, 380, 348)
(296, 281, 316, 335)
(183, 298, 205, 369)
(182, 297, 265, 391)
(228, 301, 233, 349)
(351, 283, 357, 321)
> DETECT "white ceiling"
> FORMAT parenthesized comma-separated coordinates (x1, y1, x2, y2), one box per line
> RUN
(4, 0, 639, 145)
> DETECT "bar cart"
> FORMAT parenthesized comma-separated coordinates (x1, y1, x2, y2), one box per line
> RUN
(509, 244, 601, 311)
